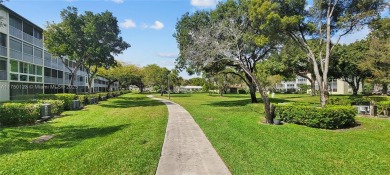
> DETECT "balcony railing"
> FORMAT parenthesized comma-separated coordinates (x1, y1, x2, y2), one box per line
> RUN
(34, 38, 43, 48)
(23, 53, 33, 63)
(10, 50, 22, 60)
(44, 76, 52, 84)
(10, 26, 22, 39)
(0, 46, 7, 57)
(23, 32, 34, 44)
(33, 56, 43, 65)
(0, 70, 6, 80)
(44, 59, 51, 67)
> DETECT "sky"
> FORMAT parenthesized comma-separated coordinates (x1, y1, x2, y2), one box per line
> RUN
(2, 0, 385, 79)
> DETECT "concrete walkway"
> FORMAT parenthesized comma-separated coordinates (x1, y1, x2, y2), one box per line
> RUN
(147, 95, 231, 175)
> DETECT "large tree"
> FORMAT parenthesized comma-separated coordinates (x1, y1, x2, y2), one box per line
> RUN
(175, 0, 277, 103)
(44, 7, 130, 92)
(361, 18, 390, 95)
(332, 40, 371, 95)
(143, 64, 170, 96)
(82, 11, 130, 93)
(176, 0, 279, 123)
(250, 0, 386, 106)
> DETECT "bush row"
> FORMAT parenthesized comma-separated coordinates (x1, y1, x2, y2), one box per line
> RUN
(275, 104, 357, 129)
(330, 96, 390, 106)
(0, 90, 132, 126)
(0, 103, 41, 126)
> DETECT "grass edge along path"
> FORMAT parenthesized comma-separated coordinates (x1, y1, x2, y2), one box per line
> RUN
(160, 93, 390, 175)
(0, 93, 168, 175)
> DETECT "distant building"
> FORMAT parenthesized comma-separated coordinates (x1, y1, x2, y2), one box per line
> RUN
(276, 74, 362, 94)
(178, 86, 202, 92)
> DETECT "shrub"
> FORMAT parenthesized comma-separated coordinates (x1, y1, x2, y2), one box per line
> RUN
(36, 93, 77, 110)
(37, 100, 65, 115)
(377, 101, 390, 116)
(329, 97, 351, 106)
(238, 89, 247, 94)
(54, 94, 77, 110)
(275, 104, 357, 129)
(0, 103, 40, 126)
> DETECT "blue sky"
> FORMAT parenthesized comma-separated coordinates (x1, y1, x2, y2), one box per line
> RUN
(2, 0, 385, 79)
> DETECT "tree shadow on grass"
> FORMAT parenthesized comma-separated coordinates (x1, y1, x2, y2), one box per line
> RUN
(100, 96, 163, 108)
(0, 124, 128, 155)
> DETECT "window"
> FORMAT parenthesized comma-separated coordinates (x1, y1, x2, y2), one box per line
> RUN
(36, 77, 42, 82)
(0, 59, 6, 80)
(34, 47, 42, 58)
(20, 74, 27, 81)
(44, 67, 51, 77)
(10, 39, 22, 52)
(28, 64, 35, 74)
(29, 76, 35, 82)
(19, 62, 28, 74)
(33, 29, 42, 40)
(51, 69, 57, 78)
(58, 71, 63, 78)
(10, 73, 18, 81)
(36, 66, 42, 75)
(0, 59, 6, 71)
(9, 15, 22, 30)
(23, 23, 33, 36)
(23, 44, 33, 55)
(0, 33, 6, 47)
(10, 60, 18, 72)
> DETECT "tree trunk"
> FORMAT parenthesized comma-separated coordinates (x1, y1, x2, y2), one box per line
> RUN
(382, 83, 388, 95)
(352, 86, 358, 96)
(246, 74, 258, 103)
(259, 89, 272, 124)
(88, 79, 93, 94)
(310, 79, 316, 96)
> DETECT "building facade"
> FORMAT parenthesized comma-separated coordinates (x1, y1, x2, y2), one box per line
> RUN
(276, 74, 362, 95)
(0, 5, 118, 102)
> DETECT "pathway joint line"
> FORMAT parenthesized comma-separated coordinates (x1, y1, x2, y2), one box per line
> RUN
(148, 95, 231, 175)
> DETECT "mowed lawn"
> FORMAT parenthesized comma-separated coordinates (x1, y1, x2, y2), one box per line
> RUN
(0, 93, 167, 175)
(161, 93, 390, 174)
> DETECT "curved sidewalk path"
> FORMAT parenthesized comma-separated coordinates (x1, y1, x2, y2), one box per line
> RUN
(147, 95, 231, 175)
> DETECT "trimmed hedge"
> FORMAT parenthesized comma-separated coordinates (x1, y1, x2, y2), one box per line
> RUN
(0, 103, 40, 126)
(275, 104, 357, 129)
(37, 100, 65, 115)
(36, 94, 77, 110)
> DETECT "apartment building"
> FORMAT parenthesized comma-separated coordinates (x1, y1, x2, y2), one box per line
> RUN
(276, 74, 361, 95)
(0, 5, 118, 102)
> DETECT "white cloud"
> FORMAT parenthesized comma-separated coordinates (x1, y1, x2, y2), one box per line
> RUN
(119, 19, 136, 29)
(157, 53, 178, 58)
(150, 21, 164, 30)
(111, 0, 124, 3)
(191, 0, 217, 7)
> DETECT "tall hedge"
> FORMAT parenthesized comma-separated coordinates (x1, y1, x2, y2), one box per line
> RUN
(275, 104, 357, 129)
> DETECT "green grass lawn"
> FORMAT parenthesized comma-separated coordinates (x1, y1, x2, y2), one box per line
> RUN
(0, 93, 167, 175)
(160, 93, 390, 174)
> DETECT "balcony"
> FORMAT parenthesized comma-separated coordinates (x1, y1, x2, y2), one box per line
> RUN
(33, 56, 43, 65)
(10, 49, 22, 60)
(23, 53, 33, 63)
(23, 32, 34, 44)
(44, 76, 52, 84)
(44, 59, 51, 67)
(34, 38, 43, 48)
(10, 26, 22, 39)
(0, 46, 7, 57)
